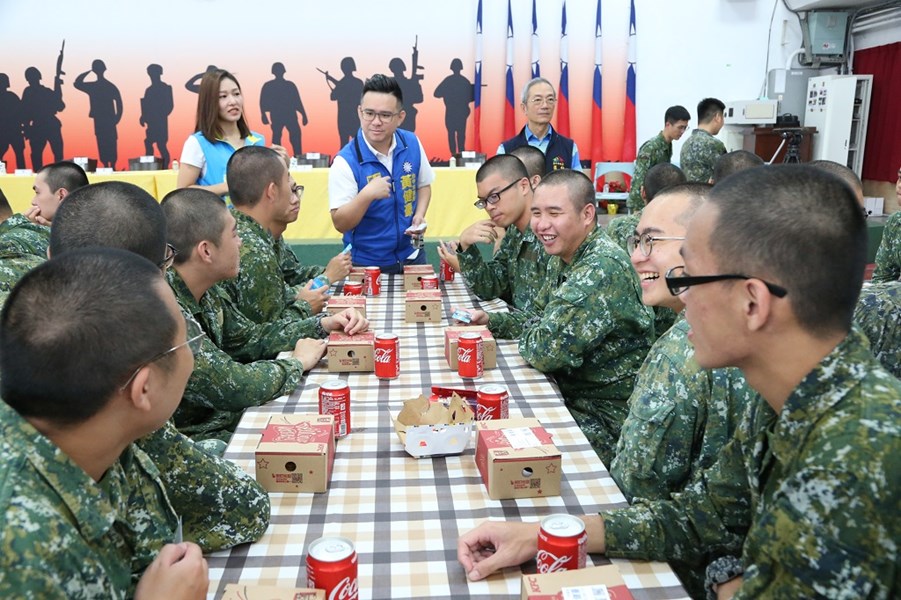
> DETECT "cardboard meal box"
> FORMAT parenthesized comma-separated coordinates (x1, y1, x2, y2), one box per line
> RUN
(394, 394, 474, 458)
(444, 326, 497, 370)
(327, 331, 375, 372)
(221, 584, 325, 600)
(475, 418, 561, 500)
(326, 295, 367, 318)
(404, 290, 442, 323)
(521, 564, 634, 600)
(346, 267, 367, 282)
(403, 264, 436, 290)
(255, 415, 336, 493)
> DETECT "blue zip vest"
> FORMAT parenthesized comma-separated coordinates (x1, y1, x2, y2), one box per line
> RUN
(337, 129, 423, 267)
(193, 130, 265, 188)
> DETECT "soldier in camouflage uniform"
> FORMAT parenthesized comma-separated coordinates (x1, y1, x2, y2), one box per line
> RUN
(0, 250, 210, 598)
(871, 167, 901, 282)
(47, 181, 274, 562)
(854, 281, 901, 378)
(610, 184, 753, 598)
(458, 166, 900, 600)
(626, 105, 690, 212)
(224, 146, 351, 322)
(0, 250, 44, 292)
(466, 170, 653, 465)
(161, 189, 365, 446)
(437, 155, 551, 312)
(679, 98, 726, 183)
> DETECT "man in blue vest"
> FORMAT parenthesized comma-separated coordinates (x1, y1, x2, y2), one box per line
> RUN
(328, 74, 434, 273)
(497, 77, 581, 172)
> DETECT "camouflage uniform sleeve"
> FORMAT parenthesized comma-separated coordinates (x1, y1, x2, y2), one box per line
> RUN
(602, 422, 752, 566)
(180, 333, 304, 413)
(217, 287, 321, 362)
(605, 215, 638, 254)
(870, 211, 901, 283)
(627, 146, 653, 212)
(278, 239, 324, 287)
(457, 237, 513, 303)
(135, 422, 270, 552)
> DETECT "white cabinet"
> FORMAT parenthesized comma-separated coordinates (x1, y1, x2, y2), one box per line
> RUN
(803, 74, 872, 177)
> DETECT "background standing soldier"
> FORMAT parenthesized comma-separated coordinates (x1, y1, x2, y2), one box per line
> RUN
(321, 57, 363, 149)
(627, 105, 690, 212)
(260, 62, 308, 157)
(0, 73, 26, 171)
(22, 60, 65, 171)
(433, 58, 473, 156)
(74, 59, 122, 170)
(680, 98, 726, 183)
(140, 64, 174, 168)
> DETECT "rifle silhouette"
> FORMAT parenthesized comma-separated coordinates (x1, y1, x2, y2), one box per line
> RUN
(316, 67, 338, 90)
(54, 39, 65, 100)
(411, 36, 424, 83)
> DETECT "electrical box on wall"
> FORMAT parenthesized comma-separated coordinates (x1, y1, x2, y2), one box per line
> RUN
(807, 11, 849, 55)
(723, 100, 778, 125)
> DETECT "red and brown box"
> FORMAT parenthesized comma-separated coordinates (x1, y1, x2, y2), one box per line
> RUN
(405, 290, 442, 323)
(255, 415, 336, 493)
(326, 295, 367, 318)
(346, 267, 367, 282)
(475, 418, 561, 500)
(222, 584, 325, 600)
(444, 326, 497, 370)
(521, 564, 634, 600)
(403, 264, 436, 290)
(327, 331, 375, 372)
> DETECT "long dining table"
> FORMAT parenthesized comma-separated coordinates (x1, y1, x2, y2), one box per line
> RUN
(207, 275, 688, 600)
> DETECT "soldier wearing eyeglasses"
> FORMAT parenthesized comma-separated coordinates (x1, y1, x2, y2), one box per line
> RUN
(458, 165, 900, 600)
(497, 77, 580, 172)
(329, 74, 434, 274)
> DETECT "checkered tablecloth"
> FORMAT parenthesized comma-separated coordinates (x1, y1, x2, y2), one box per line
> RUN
(208, 275, 688, 599)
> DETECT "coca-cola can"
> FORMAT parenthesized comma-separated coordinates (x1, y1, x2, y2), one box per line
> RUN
(440, 258, 455, 282)
(476, 384, 509, 421)
(364, 266, 381, 296)
(343, 280, 363, 296)
(457, 332, 484, 379)
(319, 380, 351, 438)
(537, 514, 588, 574)
(374, 333, 400, 379)
(307, 536, 359, 600)
(420, 274, 439, 289)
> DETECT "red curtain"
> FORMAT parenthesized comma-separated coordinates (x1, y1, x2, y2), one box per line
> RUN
(854, 42, 901, 182)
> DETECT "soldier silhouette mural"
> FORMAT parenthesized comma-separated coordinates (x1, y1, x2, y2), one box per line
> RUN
(320, 57, 363, 148)
(185, 65, 218, 94)
(0, 73, 26, 171)
(433, 58, 473, 156)
(140, 64, 174, 167)
(74, 59, 122, 170)
(260, 62, 308, 157)
(22, 45, 66, 171)
(388, 38, 424, 132)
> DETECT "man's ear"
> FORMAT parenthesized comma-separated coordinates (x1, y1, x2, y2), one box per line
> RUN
(126, 366, 154, 414)
(742, 279, 775, 333)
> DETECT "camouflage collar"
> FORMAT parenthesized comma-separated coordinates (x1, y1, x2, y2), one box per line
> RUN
(0, 400, 119, 541)
(167, 268, 203, 318)
(565, 225, 604, 269)
(233, 209, 276, 247)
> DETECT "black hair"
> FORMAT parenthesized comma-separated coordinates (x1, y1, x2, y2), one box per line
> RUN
(161, 188, 230, 265)
(696, 98, 726, 125)
(509, 145, 548, 179)
(665, 105, 691, 124)
(644, 163, 687, 202)
(712, 150, 765, 185)
(38, 161, 89, 194)
(476, 154, 530, 185)
(361, 73, 403, 106)
(537, 168, 596, 210)
(226, 145, 287, 208)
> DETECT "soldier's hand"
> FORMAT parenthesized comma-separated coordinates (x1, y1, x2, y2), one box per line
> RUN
(322, 308, 369, 336)
(24, 205, 50, 227)
(363, 175, 393, 201)
(292, 338, 327, 371)
(459, 220, 498, 251)
(302, 115, 309, 126)
(135, 543, 208, 600)
(457, 521, 540, 582)
(324, 252, 352, 283)
(437, 241, 461, 273)
(296, 280, 329, 314)
(452, 307, 488, 326)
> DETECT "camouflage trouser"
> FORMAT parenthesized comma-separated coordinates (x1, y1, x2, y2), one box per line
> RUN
(566, 399, 629, 468)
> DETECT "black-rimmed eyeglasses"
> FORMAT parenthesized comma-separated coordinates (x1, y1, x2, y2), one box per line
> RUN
(120, 316, 206, 390)
(158, 244, 177, 271)
(291, 183, 304, 198)
(473, 179, 521, 210)
(664, 265, 788, 297)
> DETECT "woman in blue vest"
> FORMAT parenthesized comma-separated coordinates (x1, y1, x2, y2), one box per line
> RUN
(177, 69, 266, 198)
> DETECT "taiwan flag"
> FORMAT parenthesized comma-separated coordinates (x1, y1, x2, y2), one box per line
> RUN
(622, 0, 637, 161)
(590, 0, 603, 164)
(531, 0, 540, 78)
(557, 1, 570, 137)
(474, 0, 483, 152)
(504, 0, 516, 140)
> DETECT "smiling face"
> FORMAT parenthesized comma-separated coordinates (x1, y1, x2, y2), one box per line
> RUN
(217, 77, 243, 125)
(359, 91, 403, 152)
(530, 183, 594, 264)
(522, 81, 557, 130)
(631, 193, 690, 311)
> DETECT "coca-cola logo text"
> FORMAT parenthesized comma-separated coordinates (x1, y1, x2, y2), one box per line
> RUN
(374, 348, 393, 363)
(328, 576, 359, 600)
(459, 347, 472, 363)
(536, 549, 571, 573)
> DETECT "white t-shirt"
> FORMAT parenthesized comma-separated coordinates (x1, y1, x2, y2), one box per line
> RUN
(179, 135, 208, 179)
(328, 133, 435, 211)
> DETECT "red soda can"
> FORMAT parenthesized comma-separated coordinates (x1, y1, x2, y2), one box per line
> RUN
(364, 266, 381, 296)
(420, 274, 439, 289)
(306, 536, 359, 600)
(343, 280, 363, 296)
(319, 380, 351, 438)
(537, 514, 588, 574)
(476, 384, 509, 421)
(440, 258, 455, 282)
(374, 333, 400, 379)
(457, 332, 483, 379)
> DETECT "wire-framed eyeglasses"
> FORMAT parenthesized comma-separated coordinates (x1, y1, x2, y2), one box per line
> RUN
(120, 316, 206, 390)
(626, 233, 685, 257)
